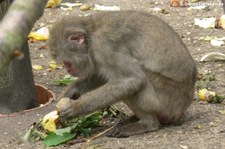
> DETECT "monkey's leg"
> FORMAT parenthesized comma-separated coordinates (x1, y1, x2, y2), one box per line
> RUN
(172, 112, 187, 126)
(107, 115, 160, 138)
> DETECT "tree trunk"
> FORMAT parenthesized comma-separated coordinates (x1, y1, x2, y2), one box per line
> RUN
(0, 0, 38, 114)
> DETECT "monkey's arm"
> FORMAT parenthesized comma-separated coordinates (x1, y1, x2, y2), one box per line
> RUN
(58, 75, 105, 100)
(57, 77, 144, 119)
(57, 52, 145, 119)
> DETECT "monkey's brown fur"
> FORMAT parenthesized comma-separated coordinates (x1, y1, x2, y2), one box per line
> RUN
(48, 11, 197, 137)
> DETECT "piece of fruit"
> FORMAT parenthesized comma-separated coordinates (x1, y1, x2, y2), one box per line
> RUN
(198, 88, 216, 101)
(46, 0, 62, 8)
(42, 110, 59, 132)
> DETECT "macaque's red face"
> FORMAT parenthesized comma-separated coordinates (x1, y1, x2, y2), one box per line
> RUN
(63, 61, 79, 77)
(48, 26, 95, 79)
(62, 34, 86, 77)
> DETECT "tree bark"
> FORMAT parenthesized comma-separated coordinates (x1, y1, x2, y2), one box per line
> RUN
(0, 0, 47, 114)
(0, 0, 48, 72)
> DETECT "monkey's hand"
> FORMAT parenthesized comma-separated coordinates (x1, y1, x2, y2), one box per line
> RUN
(58, 87, 80, 100)
(56, 97, 84, 119)
(57, 76, 103, 100)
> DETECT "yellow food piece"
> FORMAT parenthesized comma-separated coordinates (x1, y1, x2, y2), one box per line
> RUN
(49, 60, 58, 69)
(198, 89, 216, 101)
(219, 15, 225, 30)
(191, 0, 200, 2)
(42, 110, 59, 132)
(39, 54, 45, 58)
(28, 27, 49, 41)
(46, 0, 62, 8)
(32, 65, 43, 71)
(49, 63, 58, 69)
(28, 32, 48, 41)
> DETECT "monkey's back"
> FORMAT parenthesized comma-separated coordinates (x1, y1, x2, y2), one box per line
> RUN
(61, 11, 196, 84)
(86, 11, 196, 84)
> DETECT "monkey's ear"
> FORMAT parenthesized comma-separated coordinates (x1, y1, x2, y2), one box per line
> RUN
(68, 34, 85, 44)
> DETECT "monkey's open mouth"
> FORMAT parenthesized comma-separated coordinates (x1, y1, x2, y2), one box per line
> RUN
(63, 61, 79, 77)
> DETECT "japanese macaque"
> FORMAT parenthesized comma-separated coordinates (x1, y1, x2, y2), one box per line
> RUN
(48, 11, 197, 137)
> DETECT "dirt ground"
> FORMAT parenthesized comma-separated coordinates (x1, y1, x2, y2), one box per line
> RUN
(0, 0, 225, 148)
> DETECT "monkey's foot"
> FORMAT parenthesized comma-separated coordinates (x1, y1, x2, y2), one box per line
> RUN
(116, 115, 139, 127)
(107, 121, 159, 138)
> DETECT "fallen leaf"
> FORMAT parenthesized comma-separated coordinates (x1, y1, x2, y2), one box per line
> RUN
(49, 60, 63, 69)
(44, 132, 75, 147)
(94, 4, 120, 11)
(218, 15, 225, 30)
(53, 75, 77, 85)
(46, 0, 62, 8)
(60, 3, 84, 11)
(170, 0, 188, 7)
(191, 0, 200, 2)
(180, 145, 188, 149)
(188, 5, 209, 11)
(39, 45, 47, 50)
(210, 39, 225, 46)
(61, 2, 82, 7)
(60, 7, 73, 11)
(40, 54, 45, 58)
(55, 127, 72, 136)
(199, 36, 218, 41)
(194, 17, 216, 29)
(218, 110, 225, 115)
(49, 64, 58, 69)
(28, 27, 49, 41)
(194, 124, 202, 129)
(32, 65, 43, 70)
(150, 7, 169, 14)
(150, 7, 163, 12)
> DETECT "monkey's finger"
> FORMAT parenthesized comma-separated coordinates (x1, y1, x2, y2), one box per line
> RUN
(59, 108, 75, 119)
(107, 127, 120, 137)
(56, 97, 71, 112)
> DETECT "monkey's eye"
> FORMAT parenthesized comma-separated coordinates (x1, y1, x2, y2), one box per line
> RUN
(68, 34, 85, 44)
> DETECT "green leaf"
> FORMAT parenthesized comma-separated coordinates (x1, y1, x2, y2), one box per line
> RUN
(55, 127, 72, 136)
(64, 74, 73, 79)
(22, 125, 34, 142)
(53, 75, 77, 85)
(78, 112, 102, 128)
(44, 132, 76, 147)
(77, 127, 90, 137)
